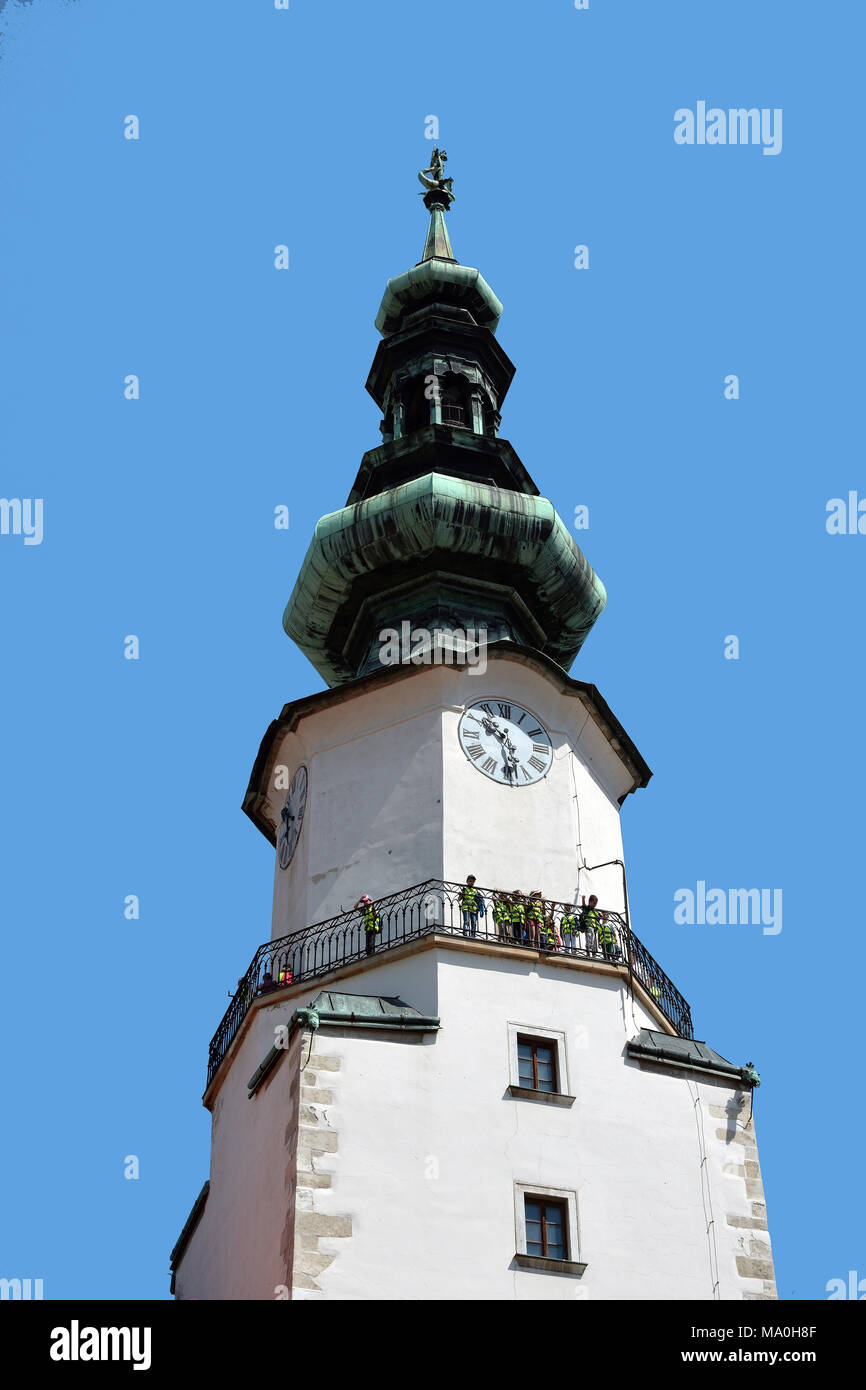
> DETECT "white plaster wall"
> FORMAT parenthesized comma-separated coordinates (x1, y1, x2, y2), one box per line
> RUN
(268, 726, 311, 948)
(297, 947, 760, 1302)
(177, 944, 767, 1301)
(174, 953, 440, 1300)
(174, 996, 308, 1301)
(265, 656, 637, 946)
(268, 677, 446, 940)
(441, 663, 629, 908)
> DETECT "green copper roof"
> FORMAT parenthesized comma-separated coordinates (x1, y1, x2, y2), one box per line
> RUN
(376, 149, 499, 334)
(310, 992, 439, 1028)
(626, 1030, 747, 1082)
(283, 471, 606, 686)
(375, 259, 502, 337)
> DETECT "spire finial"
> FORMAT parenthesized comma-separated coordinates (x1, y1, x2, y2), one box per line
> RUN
(418, 147, 455, 210)
(417, 147, 456, 263)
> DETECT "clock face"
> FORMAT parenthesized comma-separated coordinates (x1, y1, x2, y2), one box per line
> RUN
(277, 765, 308, 869)
(458, 699, 553, 786)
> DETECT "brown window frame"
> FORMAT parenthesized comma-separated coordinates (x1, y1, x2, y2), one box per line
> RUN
(516, 1034, 558, 1093)
(523, 1195, 569, 1260)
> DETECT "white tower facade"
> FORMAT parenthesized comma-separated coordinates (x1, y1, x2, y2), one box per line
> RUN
(170, 161, 776, 1302)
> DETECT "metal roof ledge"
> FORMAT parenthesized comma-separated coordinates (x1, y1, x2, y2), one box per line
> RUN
(626, 1029, 753, 1086)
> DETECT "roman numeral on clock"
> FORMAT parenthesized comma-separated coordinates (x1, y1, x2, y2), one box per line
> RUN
(532, 743, 549, 756)
(466, 743, 484, 760)
(527, 727, 545, 739)
(528, 754, 546, 772)
(478, 703, 493, 715)
(497, 703, 511, 719)
(519, 765, 530, 780)
(481, 757, 497, 773)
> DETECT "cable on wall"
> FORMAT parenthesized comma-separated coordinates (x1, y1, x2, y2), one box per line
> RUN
(553, 707, 592, 878)
(687, 1078, 722, 1301)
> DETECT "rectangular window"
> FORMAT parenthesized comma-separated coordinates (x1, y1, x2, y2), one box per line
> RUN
(514, 1183, 584, 1275)
(517, 1036, 557, 1093)
(524, 1196, 568, 1260)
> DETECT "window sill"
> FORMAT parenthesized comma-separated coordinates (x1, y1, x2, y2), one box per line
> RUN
(507, 1084, 575, 1107)
(514, 1253, 587, 1276)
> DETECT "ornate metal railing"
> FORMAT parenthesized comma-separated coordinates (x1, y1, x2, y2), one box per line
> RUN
(206, 879, 693, 1087)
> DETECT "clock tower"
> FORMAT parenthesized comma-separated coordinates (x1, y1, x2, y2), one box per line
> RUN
(170, 155, 776, 1303)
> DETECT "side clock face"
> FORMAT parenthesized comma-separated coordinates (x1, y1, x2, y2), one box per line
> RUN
(277, 765, 308, 869)
(458, 699, 553, 786)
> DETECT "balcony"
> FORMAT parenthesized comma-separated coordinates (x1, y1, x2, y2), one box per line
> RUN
(206, 879, 693, 1088)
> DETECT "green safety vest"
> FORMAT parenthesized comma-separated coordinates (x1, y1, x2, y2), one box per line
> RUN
(597, 918, 615, 944)
(582, 908, 602, 934)
(560, 913, 578, 934)
(527, 901, 544, 924)
(510, 902, 526, 925)
(493, 900, 510, 924)
(362, 906, 381, 934)
(542, 922, 558, 946)
(460, 887, 479, 911)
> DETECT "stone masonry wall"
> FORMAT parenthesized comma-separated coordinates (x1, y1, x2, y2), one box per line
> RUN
(710, 1101, 777, 1300)
(292, 1034, 353, 1296)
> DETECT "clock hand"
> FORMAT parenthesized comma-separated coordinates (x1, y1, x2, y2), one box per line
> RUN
(487, 722, 511, 748)
(495, 730, 519, 780)
(481, 714, 503, 737)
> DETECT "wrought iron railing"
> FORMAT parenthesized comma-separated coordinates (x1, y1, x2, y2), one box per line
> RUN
(206, 879, 693, 1087)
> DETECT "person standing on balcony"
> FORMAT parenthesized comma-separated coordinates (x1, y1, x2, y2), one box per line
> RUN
(460, 875, 480, 937)
(597, 912, 618, 961)
(541, 906, 560, 952)
(579, 894, 602, 955)
(492, 893, 511, 940)
(235, 976, 253, 1008)
(526, 891, 545, 946)
(611, 917, 623, 961)
(560, 906, 579, 954)
(354, 895, 381, 956)
(510, 890, 527, 943)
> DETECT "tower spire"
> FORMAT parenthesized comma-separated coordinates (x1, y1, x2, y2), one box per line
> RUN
(281, 152, 608, 687)
(418, 147, 456, 263)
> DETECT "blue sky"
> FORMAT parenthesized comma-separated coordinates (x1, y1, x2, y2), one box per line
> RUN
(1, 0, 862, 1300)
